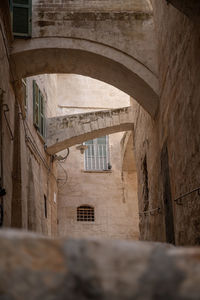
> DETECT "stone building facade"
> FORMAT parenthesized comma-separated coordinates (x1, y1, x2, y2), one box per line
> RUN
(133, 1, 200, 245)
(56, 75, 139, 240)
(0, 3, 139, 240)
(0, 0, 139, 239)
(20, 75, 58, 236)
(1, 0, 200, 297)
(0, 63, 58, 234)
(0, 0, 200, 248)
(0, 1, 59, 234)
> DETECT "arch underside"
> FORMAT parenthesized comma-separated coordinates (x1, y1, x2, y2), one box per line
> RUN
(121, 132, 136, 172)
(46, 123, 134, 155)
(11, 37, 159, 117)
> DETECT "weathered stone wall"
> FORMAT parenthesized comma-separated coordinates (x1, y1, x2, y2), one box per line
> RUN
(121, 132, 139, 240)
(34, 0, 152, 13)
(57, 75, 139, 240)
(46, 106, 134, 154)
(32, 0, 156, 73)
(3, 0, 200, 246)
(11, 0, 159, 118)
(133, 101, 164, 242)
(56, 74, 130, 113)
(19, 75, 58, 236)
(134, 1, 200, 245)
(2, 230, 200, 300)
(58, 133, 138, 240)
(0, 2, 58, 235)
(121, 171, 139, 240)
(0, 3, 15, 227)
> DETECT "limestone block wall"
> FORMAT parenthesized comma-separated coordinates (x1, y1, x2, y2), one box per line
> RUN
(32, 0, 156, 74)
(133, 1, 200, 245)
(0, 2, 58, 235)
(121, 131, 139, 240)
(0, 3, 15, 227)
(19, 75, 58, 236)
(11, 1, 159, 118)
(58, 133, 138, 240)
(56, 74, 130, 111)
(3, 230, 200, 300)
(46, 106, 134, 154)
(121, 171, 139, 240)
(57, 75, 139, 240)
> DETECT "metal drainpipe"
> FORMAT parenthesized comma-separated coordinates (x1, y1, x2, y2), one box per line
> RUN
(0, 88, 6, 226)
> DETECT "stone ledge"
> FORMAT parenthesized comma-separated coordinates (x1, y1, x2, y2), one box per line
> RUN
(82, 170, 112, 174)
(1, 229, 200, 299)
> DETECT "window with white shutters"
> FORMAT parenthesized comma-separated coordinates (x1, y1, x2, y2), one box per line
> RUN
(84, 136, 110, 171)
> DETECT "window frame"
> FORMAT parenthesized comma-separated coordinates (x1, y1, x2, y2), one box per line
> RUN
(10, 0, 32, 37)
(33, 80, 46, 138)
(84, 136, 110, 171)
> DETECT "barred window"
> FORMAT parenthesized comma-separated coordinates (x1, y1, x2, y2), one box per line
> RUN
(77, 205, 95, 222)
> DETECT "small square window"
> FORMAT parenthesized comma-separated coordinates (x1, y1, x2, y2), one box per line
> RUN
(77, 206, 95, 222)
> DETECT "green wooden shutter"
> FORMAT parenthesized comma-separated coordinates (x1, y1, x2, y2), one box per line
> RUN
(22, 78, 27, 109)
(10, 0, 32, 37)
(33, 80, 39, 128)
(40, 94, 45, 137)
(33, 81, 46, 138)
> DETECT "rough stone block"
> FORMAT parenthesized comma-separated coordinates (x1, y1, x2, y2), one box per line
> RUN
(1, 230, 200, 299)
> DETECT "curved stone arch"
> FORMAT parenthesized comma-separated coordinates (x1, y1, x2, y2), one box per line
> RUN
(46, 107, 134, 154)
(11, 37, 159, 117)
(47, 124, 134, 155)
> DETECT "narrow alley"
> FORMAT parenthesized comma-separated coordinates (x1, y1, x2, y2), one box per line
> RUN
(0, 0, 200, 299)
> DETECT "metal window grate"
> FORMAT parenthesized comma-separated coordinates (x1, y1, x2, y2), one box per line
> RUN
(77, 206, 95, 222)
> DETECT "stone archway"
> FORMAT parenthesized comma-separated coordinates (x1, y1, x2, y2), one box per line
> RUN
(46, 106, 134, 154)
(11, 37, 159, 117)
